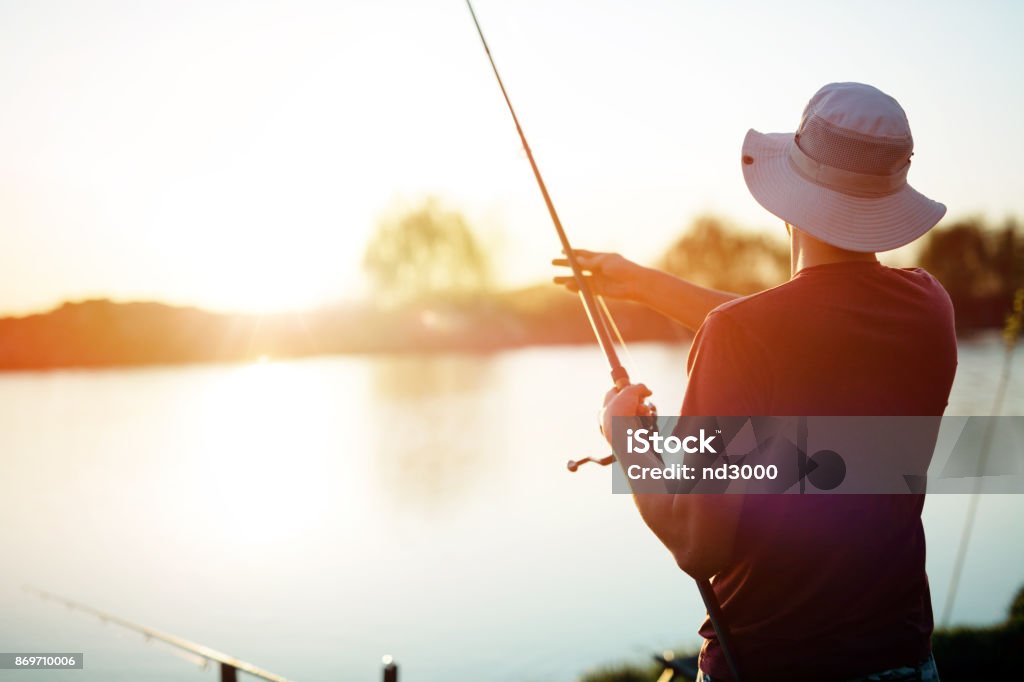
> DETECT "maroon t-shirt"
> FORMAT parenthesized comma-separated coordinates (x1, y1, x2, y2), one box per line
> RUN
(681, 261, 957, 681)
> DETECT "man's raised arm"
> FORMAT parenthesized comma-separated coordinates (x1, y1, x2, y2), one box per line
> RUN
(553, 250, 738, 332)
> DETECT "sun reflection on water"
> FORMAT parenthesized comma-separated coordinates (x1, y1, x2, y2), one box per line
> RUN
(188, 360, 346, 545)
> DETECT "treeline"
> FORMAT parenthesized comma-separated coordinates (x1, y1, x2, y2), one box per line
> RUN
(654, 214, 1024, 330)
(362, 203, 1022, 331)
(918, 217, 1023, 329)
(0, 212, 1018, 370)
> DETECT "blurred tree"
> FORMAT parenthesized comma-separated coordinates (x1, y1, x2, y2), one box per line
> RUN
(918, 218, 1022, 298)
(918, 218, 1023, 328)
(363, 198, 492, 304)
(658, 215, 789, 295)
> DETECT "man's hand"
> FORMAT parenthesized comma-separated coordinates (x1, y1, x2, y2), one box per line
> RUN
(601, 383, 652, 444)
(553, 248, 741, 333)
(552, 250, 649, 302)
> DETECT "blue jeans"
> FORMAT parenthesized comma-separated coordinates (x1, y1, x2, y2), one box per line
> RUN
(696, 653, 940, 682)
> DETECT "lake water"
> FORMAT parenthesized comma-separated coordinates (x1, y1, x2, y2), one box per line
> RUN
(0, 336, 1022, 682)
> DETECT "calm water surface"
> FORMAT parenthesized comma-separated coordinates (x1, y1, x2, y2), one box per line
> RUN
(0, 337, 1021, 682)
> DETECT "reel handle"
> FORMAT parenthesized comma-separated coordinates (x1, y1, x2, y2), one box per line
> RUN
(566, 454, 615, 472)
(567, 400, 657, 472)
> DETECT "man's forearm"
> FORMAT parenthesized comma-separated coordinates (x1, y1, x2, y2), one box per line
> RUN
(633, 491, 741, 580)
(634, 267, 740, 332)
(606, 415, 740, 581)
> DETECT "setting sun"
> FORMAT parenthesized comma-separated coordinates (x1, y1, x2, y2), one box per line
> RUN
(1, 2, 1021, 316)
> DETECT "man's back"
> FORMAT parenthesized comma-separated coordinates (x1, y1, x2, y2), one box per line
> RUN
(682, 261, 957, 680)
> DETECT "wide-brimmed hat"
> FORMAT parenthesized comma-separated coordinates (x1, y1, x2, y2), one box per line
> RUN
(741, 82, 945, 252)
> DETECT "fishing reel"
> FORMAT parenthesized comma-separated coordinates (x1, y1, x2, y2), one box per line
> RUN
(567, 397, 658, 472)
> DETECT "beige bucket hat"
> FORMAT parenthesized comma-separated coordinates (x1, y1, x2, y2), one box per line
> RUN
(741, 82, 946, 252)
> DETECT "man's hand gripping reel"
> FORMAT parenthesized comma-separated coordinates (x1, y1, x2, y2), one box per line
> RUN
(567, 378, 657, 472)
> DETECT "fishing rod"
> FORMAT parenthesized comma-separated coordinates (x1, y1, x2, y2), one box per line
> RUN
(25, 586, 295, 682)
(26, 586, 404, 682)
(940, 286, 1024, 627)
(464, 2, 628, 397)
(464, 3, 743, 680)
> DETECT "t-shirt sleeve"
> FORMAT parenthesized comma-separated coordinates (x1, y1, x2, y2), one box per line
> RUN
(681, 309, 772, 416)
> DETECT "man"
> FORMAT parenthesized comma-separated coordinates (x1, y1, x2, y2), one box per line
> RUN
(556, 83, 955, 680)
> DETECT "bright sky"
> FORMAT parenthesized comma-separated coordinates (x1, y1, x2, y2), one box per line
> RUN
(0, 0, 1021, 315)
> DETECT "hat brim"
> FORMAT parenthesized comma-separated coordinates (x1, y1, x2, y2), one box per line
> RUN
(741, 129, 946, 252)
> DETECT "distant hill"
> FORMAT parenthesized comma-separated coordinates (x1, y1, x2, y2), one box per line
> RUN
(0, 290, 686, 371)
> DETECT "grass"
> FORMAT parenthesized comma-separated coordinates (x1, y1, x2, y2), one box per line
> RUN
(577, 586, 1024, 682)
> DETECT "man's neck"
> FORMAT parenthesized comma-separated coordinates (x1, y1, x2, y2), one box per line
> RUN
(790, 229, 878, 277)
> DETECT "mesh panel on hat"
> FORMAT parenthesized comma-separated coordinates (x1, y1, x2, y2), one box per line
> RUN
(797, 114, 912, 176)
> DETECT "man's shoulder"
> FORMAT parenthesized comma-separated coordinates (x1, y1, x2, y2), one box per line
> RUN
(708, 264, 954, 327)
(889, 266, 956, 307)
(705, 279, 804, 326)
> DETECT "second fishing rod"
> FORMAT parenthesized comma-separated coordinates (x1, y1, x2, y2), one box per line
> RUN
(464, 3, 744, 681)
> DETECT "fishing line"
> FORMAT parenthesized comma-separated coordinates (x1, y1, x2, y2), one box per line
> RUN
(940, 287, 1024, 627)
